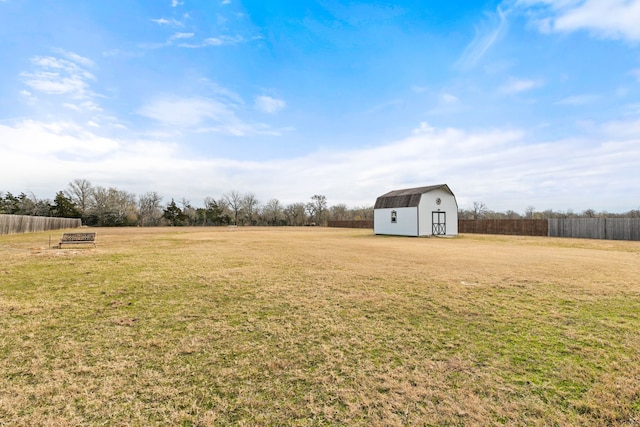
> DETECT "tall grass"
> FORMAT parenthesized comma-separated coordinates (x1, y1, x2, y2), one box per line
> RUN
(1, 227, 639, 425)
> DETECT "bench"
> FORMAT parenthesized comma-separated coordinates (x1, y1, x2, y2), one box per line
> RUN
(59, 232, 97, 248)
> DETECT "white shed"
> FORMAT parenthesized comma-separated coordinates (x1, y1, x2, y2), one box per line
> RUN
(373, 184, 458, 237)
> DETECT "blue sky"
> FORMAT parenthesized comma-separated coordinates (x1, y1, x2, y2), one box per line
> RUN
(1, 0, 639, 213)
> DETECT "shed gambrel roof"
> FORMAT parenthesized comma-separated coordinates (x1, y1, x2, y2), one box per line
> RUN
(374, 184, 454, 209)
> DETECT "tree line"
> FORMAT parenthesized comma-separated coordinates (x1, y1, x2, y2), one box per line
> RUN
(0, 179, 374, 227)
(458, 201, 640, 220)
(3, 181, 638, 227)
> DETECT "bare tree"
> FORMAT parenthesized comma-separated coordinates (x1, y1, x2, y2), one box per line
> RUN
(180, 198, 196, 225)
(89, 186, 137, 226)
(329, 203, 348, 221)
(138, 192, 163, 226)
(524, 206, 536, 219)
(224, 190, 244, 225)
(505, 210, 521, 219)
(263, 198, 283, 225)
(307, 194, 328, 225)
(284, 202, 306, 226)
(27, 191, 52, 216)
(471, 201, 488, 220)
(114, 189, 137, 224)
(65, 179, 93, 216)
(351, 205, 374, 220)
(242, 192, 259, 225)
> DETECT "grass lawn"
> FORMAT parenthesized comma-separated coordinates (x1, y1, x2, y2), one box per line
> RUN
(1, 227, 639, 425)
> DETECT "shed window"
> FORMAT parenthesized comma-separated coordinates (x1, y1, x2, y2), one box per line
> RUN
(391, 210, 397, 223)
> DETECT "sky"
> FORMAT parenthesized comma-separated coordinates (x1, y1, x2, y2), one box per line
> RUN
(1, 0, 639, 213)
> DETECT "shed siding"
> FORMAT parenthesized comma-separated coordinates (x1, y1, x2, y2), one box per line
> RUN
(374, 207, 418, 236)
(417, 188, 458, 236)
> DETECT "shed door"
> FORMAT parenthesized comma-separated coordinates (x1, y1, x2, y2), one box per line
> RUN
(432, 211, 446, 235)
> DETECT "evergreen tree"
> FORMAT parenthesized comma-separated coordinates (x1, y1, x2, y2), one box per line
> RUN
(52, 191, 81, 218)
(163, 199, 186, 226)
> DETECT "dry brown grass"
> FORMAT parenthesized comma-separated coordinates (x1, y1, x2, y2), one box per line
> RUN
(1, 227, 639, 425)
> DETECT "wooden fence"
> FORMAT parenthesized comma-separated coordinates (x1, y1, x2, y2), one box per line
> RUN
(460, 218, 640, 241)
(327, 220, 374, 229)
(329, 219, 549, 236)
(458, 219, 548, 236)
(549, 218, 640, 241)
(0, 214, 82, 235)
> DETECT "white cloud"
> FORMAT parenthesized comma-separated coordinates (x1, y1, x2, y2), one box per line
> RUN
(170, 32, 194, 41)
(203, 35, 244, 46)
(175, 35, 245, 48)
(424, 91, 466, 116)
(441, 93, 458, 104)
(102, 49, 130, 58)
(499, 77, 542, 94)
(23, 71, 87, 97)
(2, 118, 639, 212)
(631, 68, 640, 82)
(254, 95, 286, 114)
(518, 0, 640, 41)
(412, 122, 435, 134)
(621, 103, 640, 117)
(17, 51, 122, 130)
(54, 49, 95, 68)
(21, 54, 96, 100)
(602, 117, 640, 138)
(456, 6, 509, 69)
(555, 94, 598, 105)
(0, 120, 120, 158)
(138, 97, 237, 127)
(152, 17, 184, 27)
(360, 99, 403, 115)
(137, 95, 282, 136)
(206, 81, 245, 105)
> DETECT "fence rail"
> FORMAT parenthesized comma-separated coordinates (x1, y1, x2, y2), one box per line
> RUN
(0, 214, 82, 235)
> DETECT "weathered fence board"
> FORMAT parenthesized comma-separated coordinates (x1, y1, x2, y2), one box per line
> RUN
(549, 218, 640, 241)
(327, 220, 374, 229)
(458, 219, 548, 236)
(0, 214, 82, 235)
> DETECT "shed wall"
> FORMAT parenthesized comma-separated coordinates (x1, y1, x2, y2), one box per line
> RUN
(417, 188, 458, 236)
(374, 207, 418, 236)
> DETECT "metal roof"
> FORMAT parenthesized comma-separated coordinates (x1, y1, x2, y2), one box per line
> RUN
(374, 184, 454, 209)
